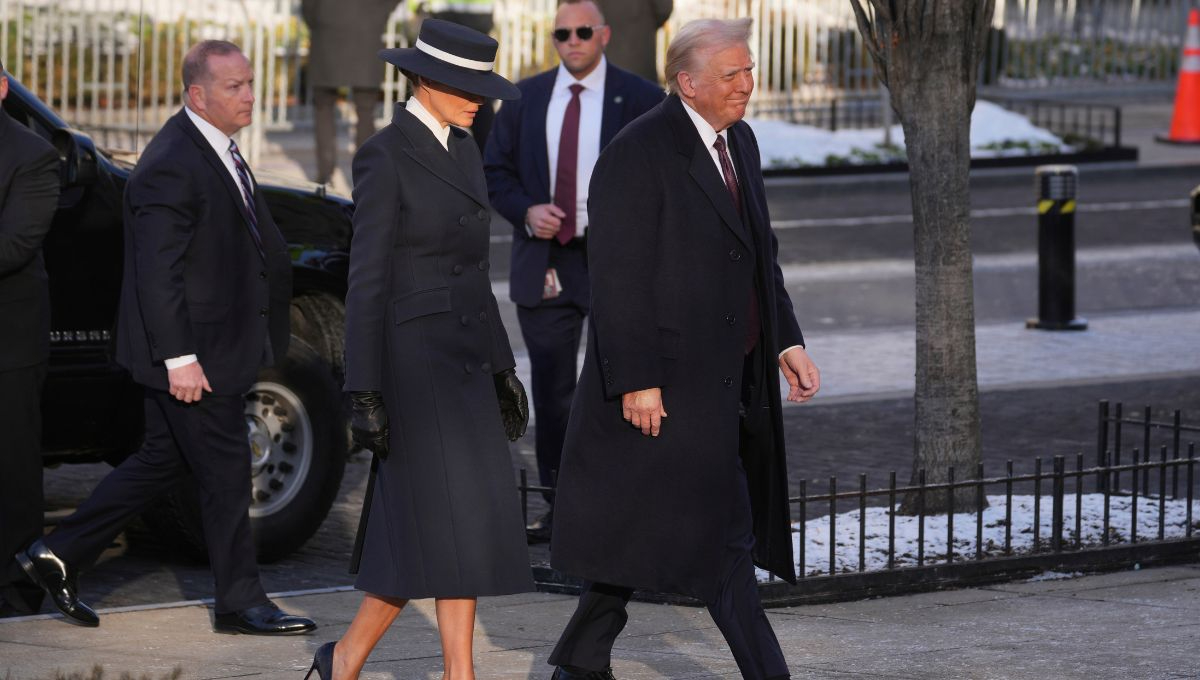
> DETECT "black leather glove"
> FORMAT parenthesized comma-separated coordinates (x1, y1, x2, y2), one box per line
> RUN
(349, 391, 389, 460)
(493, 368, 529, 441)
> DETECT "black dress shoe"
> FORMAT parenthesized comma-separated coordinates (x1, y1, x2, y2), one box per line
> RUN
(213, 602, 316, 635)
(526, 510, 553, 544)
(303, 640, 335, 679)
(14, 538, 98, 627)
(551, 666, 616, 680)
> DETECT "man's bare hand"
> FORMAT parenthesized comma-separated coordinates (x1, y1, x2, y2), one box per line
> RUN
(526, 203, 565, 240)
(779, 347, 820, 403)
(622, 387, 667, 437)
(168, 362, 213, 403)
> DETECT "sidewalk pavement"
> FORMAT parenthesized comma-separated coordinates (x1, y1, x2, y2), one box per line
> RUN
(2, 565, 1198, 679)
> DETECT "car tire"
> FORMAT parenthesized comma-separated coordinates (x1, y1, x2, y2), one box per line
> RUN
(142, 338, 347, 563)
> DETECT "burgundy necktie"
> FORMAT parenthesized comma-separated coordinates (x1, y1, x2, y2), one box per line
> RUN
(553, 83, 584, 245)
(714, 135, 759, 354)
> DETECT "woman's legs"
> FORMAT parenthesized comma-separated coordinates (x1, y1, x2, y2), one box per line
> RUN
(435, 597, 478, 680)
(333, 593, 407, 679)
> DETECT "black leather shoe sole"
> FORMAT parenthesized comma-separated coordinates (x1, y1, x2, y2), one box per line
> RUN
(14, 551, 99, 628)
(212, 619, 317, 636)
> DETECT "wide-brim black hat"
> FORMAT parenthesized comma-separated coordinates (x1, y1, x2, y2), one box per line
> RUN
(379, 18, 520, 101)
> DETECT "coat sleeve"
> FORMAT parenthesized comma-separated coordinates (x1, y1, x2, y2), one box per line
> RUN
(124, 159, 200, 362)
(0, 144, 59, 277)
(483, 98, 537, 237)
(741, 129, 804, 351)
(343, 142, 399, 392)
(586, 133, 665, 399)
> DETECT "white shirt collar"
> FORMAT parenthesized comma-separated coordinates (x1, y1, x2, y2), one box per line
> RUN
(184, 105, 235, 157)
(554, 54, 607, 95)
(679, 98, 726, 152)
(405, 96, 451, 151)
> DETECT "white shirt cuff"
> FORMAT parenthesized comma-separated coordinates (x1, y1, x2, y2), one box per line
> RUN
(525, 223, 534, 238)
(778, 345, 804, 360)
(164, 354, 198, 369)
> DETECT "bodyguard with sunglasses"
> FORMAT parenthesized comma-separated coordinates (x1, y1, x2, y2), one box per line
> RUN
(484, 0, 663, 542)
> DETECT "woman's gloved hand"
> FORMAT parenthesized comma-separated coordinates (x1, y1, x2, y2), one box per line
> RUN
(349, 391, 389, 459)
(492, 368, 529, 441)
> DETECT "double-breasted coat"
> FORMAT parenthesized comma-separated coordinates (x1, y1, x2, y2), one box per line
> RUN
(343, 103, 533, 599)
(550, 95, 804, 601)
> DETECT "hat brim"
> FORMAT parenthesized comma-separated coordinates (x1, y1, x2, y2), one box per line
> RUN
(379, 48, 520, 101)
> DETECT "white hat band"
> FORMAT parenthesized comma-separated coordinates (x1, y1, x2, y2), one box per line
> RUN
(415, 38, 495, 72)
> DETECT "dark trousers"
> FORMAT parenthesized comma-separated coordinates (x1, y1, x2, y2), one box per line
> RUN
(45, 389, 269, 614)
(516, 254, 588, 503)
(313, 86, 380, 184)
(548, 461, 789, 679)
(0, 363, 46, 614)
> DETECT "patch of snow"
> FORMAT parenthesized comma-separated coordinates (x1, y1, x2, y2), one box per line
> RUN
(747, 101, 1069, 169)
(756, 493, 1199, 582)
(1025, 570, 1084, 582)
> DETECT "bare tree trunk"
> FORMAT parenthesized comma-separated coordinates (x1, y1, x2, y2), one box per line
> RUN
(851, 1, 994, 513)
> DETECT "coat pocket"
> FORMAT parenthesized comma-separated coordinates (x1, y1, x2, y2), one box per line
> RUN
(657, 327, 680, 359)
(392, 287, 452, 325)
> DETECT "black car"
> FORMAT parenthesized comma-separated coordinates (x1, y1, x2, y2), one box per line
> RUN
(4, 77, 353, 562)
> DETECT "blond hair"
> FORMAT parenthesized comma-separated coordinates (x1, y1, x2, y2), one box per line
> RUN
(664, 18, 752, 96)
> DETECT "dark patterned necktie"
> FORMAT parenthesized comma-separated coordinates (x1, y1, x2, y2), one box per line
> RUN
(553, 83, 584, 245)
(713, 135, 759, 354)
(229, 139, 265, 257)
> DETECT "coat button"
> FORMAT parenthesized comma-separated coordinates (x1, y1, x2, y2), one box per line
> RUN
(460, 315, 470, 326)
(259, 307, 268, 317)
(723, 376, 734, 387)
(481, 362, 492, 373)
(464, 363, 473, 374)
(458, 215, 469, 226)
(602, 358, 610, 365)
(729, 249, 742, 261)
(259, 271, 267, 280)
(725, 313, 736, 325)
(478, 311, 488, 322)
(477, 209, 488, 220)
(478, 260, 489, 271)
(452, 264, 464, 275)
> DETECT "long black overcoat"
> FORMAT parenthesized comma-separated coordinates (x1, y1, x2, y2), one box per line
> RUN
(550, 95, 804, 601)
(343, 104, 533, 599)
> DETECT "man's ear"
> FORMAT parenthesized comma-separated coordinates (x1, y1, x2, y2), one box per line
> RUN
(676, 72, 696, 98)
(186, 84, 205, 112)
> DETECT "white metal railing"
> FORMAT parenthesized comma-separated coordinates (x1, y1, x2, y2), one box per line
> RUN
(1, 0, 1190, 163)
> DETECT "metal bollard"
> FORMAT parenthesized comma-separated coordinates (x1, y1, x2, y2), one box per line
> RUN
(1026, 165, 1087, 331)
(1190, 184, 1199, 253)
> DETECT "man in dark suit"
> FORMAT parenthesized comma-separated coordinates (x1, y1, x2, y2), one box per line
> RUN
(0, 58, 60, 617)
(484, 0, 662, 541)
(12, 41, 315, 636)
(547, 18, 820, 680)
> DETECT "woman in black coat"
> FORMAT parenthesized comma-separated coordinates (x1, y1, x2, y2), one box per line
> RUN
(304, 20, 532, 680)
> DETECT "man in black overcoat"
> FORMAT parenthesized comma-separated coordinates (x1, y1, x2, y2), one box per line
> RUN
(548, 18, 820, 680)
(12, 41, 315, 635)
(0, 59, 60, 616)
(484, 0, 663, 541)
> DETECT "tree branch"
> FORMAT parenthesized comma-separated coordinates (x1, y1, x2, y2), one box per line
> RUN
(850, 0, 890, 89)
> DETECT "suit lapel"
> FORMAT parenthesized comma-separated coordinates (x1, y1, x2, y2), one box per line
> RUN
(393, 105, 487, 208)
(528, 74, 554, 201)
(664, 97, 750, 250)
(599, 62, 623, 148)
(175, 110, 267, 260)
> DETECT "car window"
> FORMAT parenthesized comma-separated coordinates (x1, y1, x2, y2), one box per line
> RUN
(2, 95, 55, 143)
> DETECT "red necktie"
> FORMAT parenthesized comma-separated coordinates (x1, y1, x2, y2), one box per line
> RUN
(714, 135, 759, 354)
(554, 83, 584, 245)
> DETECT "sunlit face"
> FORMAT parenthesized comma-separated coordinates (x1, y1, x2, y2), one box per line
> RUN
(188, 52, 255, 137)
(680, 43, 754, 132)
(553, 1, 610, 79)
(421, 78, 485, 129)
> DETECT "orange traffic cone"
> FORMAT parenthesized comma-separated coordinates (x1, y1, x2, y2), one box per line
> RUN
(1159, 8, 1200, 144)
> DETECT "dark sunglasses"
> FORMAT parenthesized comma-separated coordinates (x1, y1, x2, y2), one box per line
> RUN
(552, 25, 604, 42)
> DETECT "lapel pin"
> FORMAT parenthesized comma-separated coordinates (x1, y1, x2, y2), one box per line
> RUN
(613, 95, 623, 104)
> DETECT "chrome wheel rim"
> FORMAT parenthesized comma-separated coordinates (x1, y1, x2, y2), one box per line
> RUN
(244, 381, 313, 518)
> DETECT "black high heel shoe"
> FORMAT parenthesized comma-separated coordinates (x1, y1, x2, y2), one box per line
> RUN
(304, 641, 335, 679)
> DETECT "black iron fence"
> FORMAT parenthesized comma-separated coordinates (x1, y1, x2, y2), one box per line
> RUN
(988, 98, 1125, 151)
(522, 401, 1200, 606)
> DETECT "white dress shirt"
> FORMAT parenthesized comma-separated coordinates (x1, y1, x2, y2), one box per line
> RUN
(406, 96, 452, 151)
(545, 55, 606, 237)
(678, 99, 803, 358)
(166, 108, 252, 370)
